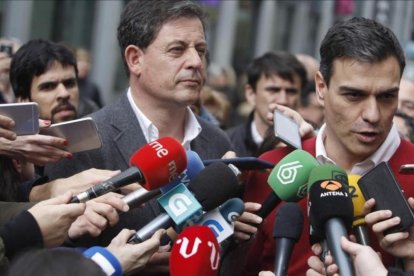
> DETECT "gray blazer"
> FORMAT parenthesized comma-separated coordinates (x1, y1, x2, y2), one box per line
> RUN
(44, 92, 233, 245)
(45, 92, 232, 179)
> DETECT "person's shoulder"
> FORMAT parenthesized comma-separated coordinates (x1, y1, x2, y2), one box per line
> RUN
(226, 123, 245, 137)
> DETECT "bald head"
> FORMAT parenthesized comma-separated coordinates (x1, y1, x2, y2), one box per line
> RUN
(399, 78, 414, 119)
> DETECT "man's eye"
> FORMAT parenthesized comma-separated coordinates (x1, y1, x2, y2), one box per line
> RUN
(170, 47, 184, 54)
(40, 83, 56, 91)
(344, 93, 362, 100)
(197, 48, 206, 57)
(63, 79, 77, 88)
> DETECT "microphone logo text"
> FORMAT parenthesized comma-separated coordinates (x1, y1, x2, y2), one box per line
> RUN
(148, 140, 169, 158)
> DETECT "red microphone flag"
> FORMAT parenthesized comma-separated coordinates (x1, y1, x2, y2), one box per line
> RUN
(170, 225, 220, 276)
(130, 137, 187, 190)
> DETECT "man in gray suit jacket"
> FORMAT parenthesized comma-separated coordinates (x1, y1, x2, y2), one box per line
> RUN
(44, 0, 235, 253)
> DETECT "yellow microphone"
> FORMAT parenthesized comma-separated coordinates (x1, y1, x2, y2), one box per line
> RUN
(348, 175, 370, 246)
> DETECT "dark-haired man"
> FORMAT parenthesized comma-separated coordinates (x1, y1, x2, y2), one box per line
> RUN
(227, 51, 307, 156)
(242, 17, 414, 275)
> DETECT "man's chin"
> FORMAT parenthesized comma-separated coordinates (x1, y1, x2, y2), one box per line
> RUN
(52, 112, 77, 123)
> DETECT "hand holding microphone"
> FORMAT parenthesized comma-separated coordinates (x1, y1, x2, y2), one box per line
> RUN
(128, 162, 239, 244)
(308, 164, 354, 276)
(70, 137, 187, 203)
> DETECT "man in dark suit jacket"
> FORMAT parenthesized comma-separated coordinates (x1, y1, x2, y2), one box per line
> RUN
(44, 1, 234, 257)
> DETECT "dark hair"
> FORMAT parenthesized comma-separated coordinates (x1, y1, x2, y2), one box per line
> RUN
(300, 80, 316, 107)
(246, 51, 307, 92)
(395, 110, 414, 142)
(10, 39, 78, 100)
(319, 17, 405, 87)
(117, 0, 206, 75)
(7, 248, 105, 276)
(0, 156, 20, 201)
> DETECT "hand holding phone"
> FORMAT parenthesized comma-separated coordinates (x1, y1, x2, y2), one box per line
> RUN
(273, 110, 302, 149)
(40, 117, 102, 153)
(0, 103, 39, 135)
(358, 162, 414, 234)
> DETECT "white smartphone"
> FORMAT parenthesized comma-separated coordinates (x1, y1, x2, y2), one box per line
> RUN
(0, 102, 39, 135)
(40, 117, 102, 153)
(273, 110, 302, 149)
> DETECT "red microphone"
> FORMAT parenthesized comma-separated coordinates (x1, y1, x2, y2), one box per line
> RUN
(170, 226, 220, 276)
(70, 137, 187, 203)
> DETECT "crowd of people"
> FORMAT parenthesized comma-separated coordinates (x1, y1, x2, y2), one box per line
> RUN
(1, 0, 414, 275)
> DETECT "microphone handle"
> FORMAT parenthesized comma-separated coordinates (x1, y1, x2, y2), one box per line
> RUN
(122, 188, 162, 208)
(354, 225, 370, 246)
(273, 238, 294, 276)
(325, 218, 354, 276)
(256, 192, 281, 219)
(128, 213, 172, 244)
(70, 167, 144, 203)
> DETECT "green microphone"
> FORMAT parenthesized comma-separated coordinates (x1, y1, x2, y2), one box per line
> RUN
(307, 163, 348, 192)
(257, 150, 318, 219)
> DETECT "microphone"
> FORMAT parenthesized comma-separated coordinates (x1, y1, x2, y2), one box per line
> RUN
(348, 174, 370, 246)
(122, 150, 204, 208)
(170, 225, 220, 276)
(198, 198, 245, 243)
(128, 162, 239, 243)
(308, 164, 354, 276)
(273, 202, 304, 276)
(70, 137, 187, 203)
(256, 149, 319, 219)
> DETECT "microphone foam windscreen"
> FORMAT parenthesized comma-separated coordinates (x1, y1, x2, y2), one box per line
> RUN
(268, 150, 319, 201)
(307, 164, 348, 191)
(160, 150, 205, 193)
(188, 162, 239, 211)
(130, 137, 187, 190)
(218, 198, 245, 223)
(308, 165, 353, 236)
(170, 225, 219, 276)
(348, 175, 365, 227)
(273, 202, 304, 241)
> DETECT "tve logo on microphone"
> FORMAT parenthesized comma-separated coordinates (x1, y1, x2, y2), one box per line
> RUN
(158, 183, 202, 231)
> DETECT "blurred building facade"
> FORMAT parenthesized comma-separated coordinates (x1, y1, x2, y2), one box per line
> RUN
(1, 0, 413, 105)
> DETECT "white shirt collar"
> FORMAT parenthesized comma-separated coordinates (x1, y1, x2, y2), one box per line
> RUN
(315, 123, 400, 175)
(127, 88, 202, 150)
(250, 121, 264, 145)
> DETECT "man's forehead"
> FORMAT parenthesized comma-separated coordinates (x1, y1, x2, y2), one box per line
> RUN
(36, 63, 76, 81)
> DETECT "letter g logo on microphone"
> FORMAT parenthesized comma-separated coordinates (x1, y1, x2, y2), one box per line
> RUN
(276, 161, 303, 185)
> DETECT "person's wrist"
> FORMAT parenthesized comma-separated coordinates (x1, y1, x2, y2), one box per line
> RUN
(29, 182, 52, 201)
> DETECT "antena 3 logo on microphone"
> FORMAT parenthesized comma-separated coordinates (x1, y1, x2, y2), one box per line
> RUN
(158, 183, 202, 231)
(318, 180, 349, 198)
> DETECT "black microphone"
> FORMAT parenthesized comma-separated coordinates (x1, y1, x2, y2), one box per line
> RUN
(273, 203, 304, 276)
(128, 162, 240, 243)
(308, 164, 354, 276)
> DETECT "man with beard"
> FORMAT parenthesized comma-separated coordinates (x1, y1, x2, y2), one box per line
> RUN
(5, 39, 119, 202)
(9, 39, 98, 123)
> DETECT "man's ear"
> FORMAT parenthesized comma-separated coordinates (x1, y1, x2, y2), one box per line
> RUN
(245, 84, 256, 106)
(11, 159, 22, 174)
(124, 45, 145, 76)
(315, 71, 327, 107)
